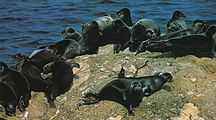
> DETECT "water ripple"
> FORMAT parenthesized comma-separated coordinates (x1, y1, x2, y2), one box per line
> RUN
(0, 0, 215, 66)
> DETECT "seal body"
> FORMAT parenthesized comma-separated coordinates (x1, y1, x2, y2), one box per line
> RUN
(43, 61, 80, 108)
(78, 21, 101, 55)
(83, 79, 147, 115)
(81, 17, 131, 53)
(117, 8, 133, 26)
(167, 11, 188, 33)
(139, 25, 216, 57)
(29, 49, 56, 71)
(48, 39, 81, 59)
(82, 68, 173, 115)
(192, 20, 209, 34)
(0, 62, 31, 116)
(61, 27, 82, 41)
(14, 57, 48, 92)
(129, 19, 161, 52)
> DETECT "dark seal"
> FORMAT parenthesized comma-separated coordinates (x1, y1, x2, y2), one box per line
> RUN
(167, 11, 188, 33)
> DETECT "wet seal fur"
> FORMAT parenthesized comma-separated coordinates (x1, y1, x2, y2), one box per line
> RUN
(137, 25, 216, 57)
(48, 39, 81, 59)
(0, 62, 31, 116)
(167, 11, 188, 33)
(192, 20, 209, 34)
(61, 27, 82, 41)
(12, 56, 49, 92)
(82, 68, 173, 115)
(129, 19, 161, 52)
(117, 8, 133, 26)
(12, 49, 57, 72)
(78, 21, 101, 55)
(136, 20, 210, 53)
(43, 61, 80, 108)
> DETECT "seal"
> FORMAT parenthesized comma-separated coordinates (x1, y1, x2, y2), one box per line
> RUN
(93, 14, 114, 31)
(81, 23, 91, 33)
(82, 68, 173, 115)
(116, 67, 173, 96)
(61, 27, 82, 41)
(29, 49, 57, 72)
(167, 11, 188, 33)
(137, 25, 216, 57)
(12, 49, 57, 72)
(112, 20, 131, 53)
(82, 79, 149, 115)
(0, 62, 31, 116)
(48, 39, 81, 59)
(13, 56, 49, 92)
(129, 19, 161, 52)
(78, 21, 102, 55)
(192, 20, 209, 34)
(81, 18, 131, 53)
(43, 61, 80, 108)
(117, 8, 133, 26)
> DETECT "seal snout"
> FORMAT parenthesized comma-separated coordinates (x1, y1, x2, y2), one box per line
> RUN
(163, 73, 173, 82)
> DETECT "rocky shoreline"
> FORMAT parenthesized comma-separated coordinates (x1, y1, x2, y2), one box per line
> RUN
(1, 45, 216, 120)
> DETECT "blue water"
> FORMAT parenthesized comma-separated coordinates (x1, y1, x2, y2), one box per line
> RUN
(0, 0, 216, 66)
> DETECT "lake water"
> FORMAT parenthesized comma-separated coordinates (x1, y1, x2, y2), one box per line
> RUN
(0, 0, 216, 66)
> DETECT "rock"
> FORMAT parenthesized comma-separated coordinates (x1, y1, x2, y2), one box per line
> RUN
(173, 103, 204, 120)
(108, 115, 123, 120)
(1, 45, 216, 119)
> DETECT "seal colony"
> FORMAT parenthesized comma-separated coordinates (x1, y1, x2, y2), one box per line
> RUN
(0, 8, 216, 116)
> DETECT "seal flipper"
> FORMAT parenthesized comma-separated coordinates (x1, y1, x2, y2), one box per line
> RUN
(127, 104, 135, 116)
(118, 67, 125, 78)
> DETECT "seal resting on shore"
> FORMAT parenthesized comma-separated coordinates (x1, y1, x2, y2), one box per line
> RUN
(61, 27, 82, 41)
(167, 11, 188, 33)
(81, 68, 173, 115)
(43, 61, 80, 108)
(117, 8, 133, 26)
(136, 25, 216, 57)
(129, 19, 161, 52)
(82, 79, 149, 115)
(13, 56, 49, 92)
(12, 49, 57, 72)
(48, 39, 81, 59)
(0, 62, 31, 116)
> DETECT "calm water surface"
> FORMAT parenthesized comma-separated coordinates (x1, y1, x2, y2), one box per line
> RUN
(0, 0, 216, 66)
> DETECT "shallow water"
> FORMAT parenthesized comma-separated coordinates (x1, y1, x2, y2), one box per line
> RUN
(0, 0, 216, 66)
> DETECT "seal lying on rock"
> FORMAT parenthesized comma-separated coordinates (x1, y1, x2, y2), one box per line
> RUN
(12, 49, 57, 72)
(112, 20, 131, 53)
(167, 11, 188, 33)
(81, 15, 131, 53)
(0, 62, 31, 116)
(117, 67, 173, 96)
(61, 27, 82, 41)
(82, 79, 149, 115)
(78, 21, 102, 55)
(13, 57, 49, 92)
(48, 39, 81, 59)
(43, 61, 80, 108)
(39, 22, 101, 58)
(117, 8, 133, 26)
(137, 25, 216, 57)
(192, 20, 209, 34)
(82, 68, 173, 115)
(136, 20, 210, 53)
(129, 19, 161, 52)
(92, 14, 114, 31)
